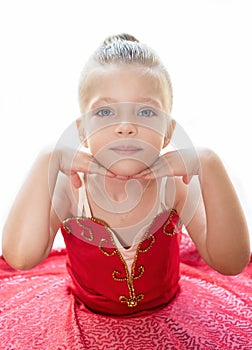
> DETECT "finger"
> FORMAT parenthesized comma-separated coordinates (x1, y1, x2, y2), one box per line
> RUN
(133, 170, 154, 179)
(88, 161, 116, 177)
(182, 174, 193, 184)
(105, 170, 117, 178)
(75, 154, 114, 177)
(113, 175, 130, 180)
(70, 173, 82, 188)
(133, 167, 152, 177)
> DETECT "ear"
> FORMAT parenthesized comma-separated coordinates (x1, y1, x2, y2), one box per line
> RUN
(76, 118, 88, 147)
(162, 119, 176, 149)
(162, 136, 169, 149)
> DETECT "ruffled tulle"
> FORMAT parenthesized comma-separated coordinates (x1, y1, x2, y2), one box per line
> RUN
(1, 234, 251, 350)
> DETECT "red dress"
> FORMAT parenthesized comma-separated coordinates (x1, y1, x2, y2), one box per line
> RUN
(61, 209, 181, 317)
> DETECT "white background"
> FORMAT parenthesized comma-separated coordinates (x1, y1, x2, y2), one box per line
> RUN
(0, 0, 251, 252)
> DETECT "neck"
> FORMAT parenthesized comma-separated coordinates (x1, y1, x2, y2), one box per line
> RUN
(87, 174, 154, 202)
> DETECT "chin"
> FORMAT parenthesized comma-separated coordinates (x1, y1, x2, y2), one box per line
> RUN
(108, 160, 148, 177)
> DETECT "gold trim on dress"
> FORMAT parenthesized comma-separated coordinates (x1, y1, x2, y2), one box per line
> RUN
(119, 294, 144, 308)
(163, 209, 178, 236)
(99, 238, 117, 256)
(138, 235, 155, 253)
(76, 218, 94, 241)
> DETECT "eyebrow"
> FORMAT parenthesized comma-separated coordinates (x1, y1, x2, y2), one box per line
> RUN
(89, 97, 117, 109)
(136, 97, 162, 109)
(89, 97, 163, 110)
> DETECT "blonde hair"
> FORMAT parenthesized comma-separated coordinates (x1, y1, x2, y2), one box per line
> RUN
(78, 33, 173, 114)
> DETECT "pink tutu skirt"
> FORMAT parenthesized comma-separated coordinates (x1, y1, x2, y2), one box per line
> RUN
(1, 235, 251, 350)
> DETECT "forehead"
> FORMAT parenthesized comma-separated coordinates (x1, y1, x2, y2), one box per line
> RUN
(80, 65, 170, 112)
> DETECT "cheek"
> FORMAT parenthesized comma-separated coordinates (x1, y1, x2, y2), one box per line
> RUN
(141, 130, 165, 150)
(87, 139, 104, 155)
(86, 129, 110, 153)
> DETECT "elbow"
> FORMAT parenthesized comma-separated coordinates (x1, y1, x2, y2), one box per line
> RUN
(205, 243, 251, 276)
(212, 253, 251, 276)
(2, 239, 32, 270)
(205, 230, 252, 275)
(216, 266, 246, 276)
(2, 231, 51, 271)
(6, 262, 34, 271)
(231, 254, 251, 275)
(2, 230, 34, 270)
(2, 249, 37, 271)
(2, 242, 49, 270)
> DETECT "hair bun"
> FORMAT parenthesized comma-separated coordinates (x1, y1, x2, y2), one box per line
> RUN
(103, 33, 139, 46)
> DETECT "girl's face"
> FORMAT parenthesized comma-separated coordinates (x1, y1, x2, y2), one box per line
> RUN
(81, 66, 171, 177)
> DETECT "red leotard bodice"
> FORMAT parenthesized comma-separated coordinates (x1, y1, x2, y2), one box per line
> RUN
(61, 209, 182, 316)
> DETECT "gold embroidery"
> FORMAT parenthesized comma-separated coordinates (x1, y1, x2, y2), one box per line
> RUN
(99, 209, 180, 308)
(133, 265, 144, 279)
(119, 294, 144, 308)
(90, 216, 110, 227)
(102, 228, 147, 308)
(112, 265, 144, 282)
(112, 270, 127, 281)
(62, 216, 95, 241)
(99, 238, 117, 257)
(163, 209, 178, 236)
(112, 228, 153, 308)
(138, 235, 155, 253)
(119, 271, 144, 308)
(64, 224, 71, 234)
(76, 219, 94, 241)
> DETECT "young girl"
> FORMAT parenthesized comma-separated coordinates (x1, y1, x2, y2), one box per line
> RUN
(1, 34, 251, 349)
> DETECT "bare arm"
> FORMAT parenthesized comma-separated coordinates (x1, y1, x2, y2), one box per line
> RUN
(2, 147, 112, 270)
(2, 151, 66, 270)
(136, 148, 251, 275)
(178, 149, 250, 275)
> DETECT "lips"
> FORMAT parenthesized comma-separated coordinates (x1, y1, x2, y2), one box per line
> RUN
(110, 146, 143, 155)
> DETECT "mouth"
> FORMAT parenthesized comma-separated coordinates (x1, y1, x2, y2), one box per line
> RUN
(109, 146, 143, 155)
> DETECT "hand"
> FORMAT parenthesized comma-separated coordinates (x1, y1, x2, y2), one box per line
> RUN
(53, 147, 115, 188)
(133, 148, 201, 184)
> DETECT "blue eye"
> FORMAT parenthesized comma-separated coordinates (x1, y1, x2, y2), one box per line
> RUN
(138, 109, 156, 117)
(96, 108, 114, 117)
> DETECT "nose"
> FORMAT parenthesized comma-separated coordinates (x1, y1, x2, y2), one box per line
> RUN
(115, 123, 137, 136)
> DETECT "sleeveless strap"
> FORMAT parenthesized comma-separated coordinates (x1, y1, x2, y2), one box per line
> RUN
(77, 175, 92, 217)
(158, 177, 168, 211)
